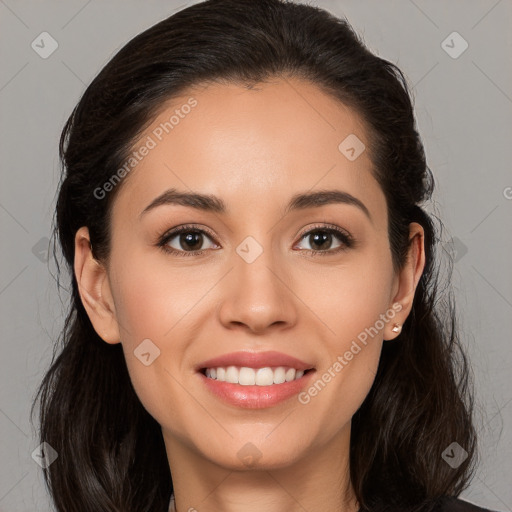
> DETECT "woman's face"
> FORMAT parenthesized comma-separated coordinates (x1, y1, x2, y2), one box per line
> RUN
(76, 77, 423, 474)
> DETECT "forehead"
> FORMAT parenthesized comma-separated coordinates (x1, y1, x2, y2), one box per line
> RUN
(112, 77, 386, 223)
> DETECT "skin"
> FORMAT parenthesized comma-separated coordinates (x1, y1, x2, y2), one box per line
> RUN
(74, 77, 425, 512)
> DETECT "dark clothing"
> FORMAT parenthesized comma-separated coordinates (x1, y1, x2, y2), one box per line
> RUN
(169, 495, 497, 511)
(438, 497, 498, 511)
(355, 497, 498, 512)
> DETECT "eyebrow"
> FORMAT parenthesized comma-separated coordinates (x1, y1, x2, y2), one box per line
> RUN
(139, 188, 371, 221)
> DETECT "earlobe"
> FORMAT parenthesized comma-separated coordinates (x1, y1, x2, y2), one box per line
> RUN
(74, 226, 121, 344)
(385, 222, 426, 340)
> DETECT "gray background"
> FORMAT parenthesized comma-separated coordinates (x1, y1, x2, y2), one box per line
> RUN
(0, 0, 511, 510)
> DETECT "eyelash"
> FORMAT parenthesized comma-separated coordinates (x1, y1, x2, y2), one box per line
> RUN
(156, 223, 355, 258)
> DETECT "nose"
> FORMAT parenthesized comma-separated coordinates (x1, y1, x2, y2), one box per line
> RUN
(217, 247, 298, 334)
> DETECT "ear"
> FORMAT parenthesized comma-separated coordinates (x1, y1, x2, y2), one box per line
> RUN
(385, 222, 426, 340)
(74, 226, 120, 344)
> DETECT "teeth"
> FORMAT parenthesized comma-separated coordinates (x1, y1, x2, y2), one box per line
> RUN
(204, 366, 307, 385)
(226, 366, 238, 384)
(239, 367, 256, 385)
(273, 367, 286, 384)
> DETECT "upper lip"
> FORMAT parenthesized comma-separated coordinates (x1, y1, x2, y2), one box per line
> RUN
(196, 351, 315, 372)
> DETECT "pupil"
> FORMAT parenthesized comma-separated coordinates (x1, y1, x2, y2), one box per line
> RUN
(311, 232, 331, 250)
(181, 232, 202, 251)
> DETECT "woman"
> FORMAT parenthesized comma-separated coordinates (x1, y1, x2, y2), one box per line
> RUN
(31, 0, 496, 511)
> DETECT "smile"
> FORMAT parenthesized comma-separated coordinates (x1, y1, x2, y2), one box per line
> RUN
(202, 366, 312, 386)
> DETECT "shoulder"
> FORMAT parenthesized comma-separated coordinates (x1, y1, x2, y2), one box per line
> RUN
(436, 496, 499, 512)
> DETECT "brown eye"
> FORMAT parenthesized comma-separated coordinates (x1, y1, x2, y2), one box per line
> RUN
(294, 225, 353, 256)
(158, 225, 219, 256)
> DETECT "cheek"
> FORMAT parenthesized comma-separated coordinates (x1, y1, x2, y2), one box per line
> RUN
(111, 273, 191, 431)
(295, 298, 386, 446)
(110, 254, 206, 342)
(107, 254, 216, 424)
(295, 249, 393, 418)
(307, 253, 394, 343)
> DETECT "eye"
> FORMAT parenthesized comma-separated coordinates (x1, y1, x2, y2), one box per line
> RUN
(294, 224, 353, 256)
(158, 224, 219, 257)
(157, 223, 354, 257)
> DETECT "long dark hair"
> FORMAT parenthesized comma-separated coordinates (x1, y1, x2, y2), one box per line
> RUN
(31, 1, 478, 510)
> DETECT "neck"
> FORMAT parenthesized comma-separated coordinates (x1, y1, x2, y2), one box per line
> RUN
(164, 424, 359, 512)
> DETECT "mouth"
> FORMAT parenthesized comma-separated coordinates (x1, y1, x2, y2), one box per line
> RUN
(199, 366, 315, 386)
(194, 351, 316, 408)
(197, 365, 316, 409)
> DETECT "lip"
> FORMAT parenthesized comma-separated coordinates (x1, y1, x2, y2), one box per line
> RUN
(198, 369, 316, 409)
(195, 350, 315, 372)
(195, 350, 316, 409)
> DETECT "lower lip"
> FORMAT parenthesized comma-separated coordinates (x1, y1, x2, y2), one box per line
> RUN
(199, 370, 316, 409)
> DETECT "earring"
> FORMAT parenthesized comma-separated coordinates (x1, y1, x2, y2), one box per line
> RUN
(391, 323, 401, 334)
